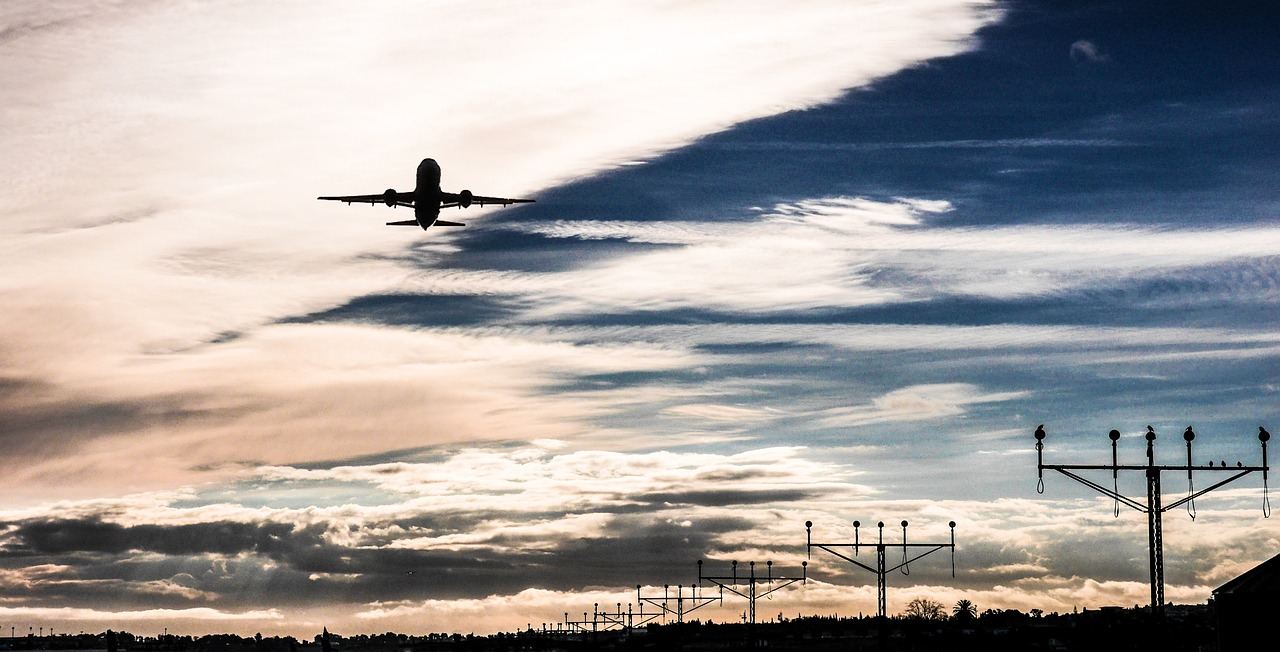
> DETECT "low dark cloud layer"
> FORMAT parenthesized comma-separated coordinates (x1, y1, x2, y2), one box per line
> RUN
(1, 441, 1269, 619)
(0, 509, 759, 607)
(6, 518, 321, 557)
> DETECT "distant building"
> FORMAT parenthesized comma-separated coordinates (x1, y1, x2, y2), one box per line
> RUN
(1213, 552, 1280, 652)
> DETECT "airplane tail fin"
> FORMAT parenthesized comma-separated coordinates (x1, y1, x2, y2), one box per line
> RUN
(433, 220, 465, 227)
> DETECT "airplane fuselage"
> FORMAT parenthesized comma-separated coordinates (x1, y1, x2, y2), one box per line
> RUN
(414, 158, 442, 228)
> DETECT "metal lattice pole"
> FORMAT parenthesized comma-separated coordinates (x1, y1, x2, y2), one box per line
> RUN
(1146, 467, 1164, 611)
(875, 545, 886, 618)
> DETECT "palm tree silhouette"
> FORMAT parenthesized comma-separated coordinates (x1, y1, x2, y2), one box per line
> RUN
(953, 599, 977, 622)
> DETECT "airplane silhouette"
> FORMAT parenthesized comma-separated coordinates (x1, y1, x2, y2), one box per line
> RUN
(317, 158, 534, 230)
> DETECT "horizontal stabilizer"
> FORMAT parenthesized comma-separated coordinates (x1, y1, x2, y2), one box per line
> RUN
(434, 220, 465, 227)
(386, 220, 418, 226)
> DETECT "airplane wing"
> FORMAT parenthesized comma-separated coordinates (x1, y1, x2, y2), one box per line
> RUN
(317, 191, 415, 208)
(440, 191, 535, 209)
(468, 194, 535, 207)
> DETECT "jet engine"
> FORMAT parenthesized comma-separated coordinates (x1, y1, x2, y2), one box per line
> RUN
(459, 189, 473, 208)
(383, 188, 398, 207)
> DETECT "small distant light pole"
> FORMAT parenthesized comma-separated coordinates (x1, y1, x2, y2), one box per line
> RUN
(1034, 424, 1270, 617)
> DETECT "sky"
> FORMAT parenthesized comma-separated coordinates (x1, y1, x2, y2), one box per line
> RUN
(1, 0, 1278, 637)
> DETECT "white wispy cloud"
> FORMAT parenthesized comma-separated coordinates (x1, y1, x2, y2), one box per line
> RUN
(446, 322, 1280, 354)
(1, 323, 704, 493)
(816, 383, 1028, 428)
(1069, 39, 1109, 63)
(487, 196, 1280, 314)
(0, 0, 1001, 498)
(662, 403, 784, 423)
(711, 138, 1132, 151)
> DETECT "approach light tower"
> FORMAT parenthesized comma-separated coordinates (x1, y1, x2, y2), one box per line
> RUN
(696, 560, 807, 625)
(1034, 424, 1270, 617)
(805, 519, 956, 618)
(636, 583, 717, 624)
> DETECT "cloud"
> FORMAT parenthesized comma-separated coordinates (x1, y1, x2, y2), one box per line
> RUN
(463, 322, 1280, 356)
(6, 518, 323, 557)
(0, 605, 282, 621)
(815, 383, 1028, 428)
(662, 403, 782, 423)
(0, 443, 1272, 634)
(345, 575, 1220, 632)
(0, 322, 705, 494)
(1069, 39, 1109, 63)
(490, 197, 1280, 314)
(712, 138, 1131, 151)
(0, 0, 1001, 498)
(0, 444, 872, 622)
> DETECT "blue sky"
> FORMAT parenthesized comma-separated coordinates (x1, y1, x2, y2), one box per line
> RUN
(0, 0, 1277, 636)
